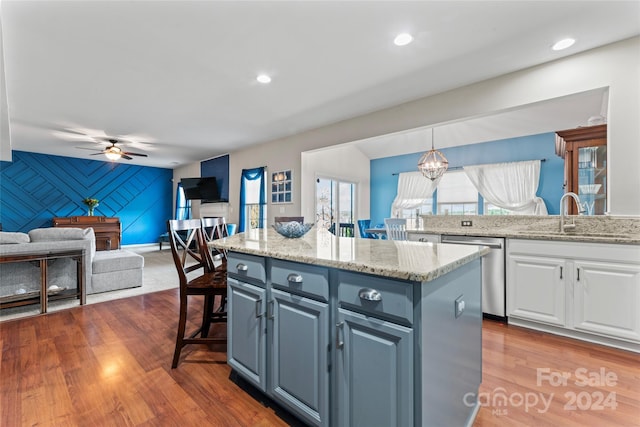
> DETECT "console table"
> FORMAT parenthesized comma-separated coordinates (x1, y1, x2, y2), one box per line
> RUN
(0, 250, 85, 313)
(53, 216, 121, 251)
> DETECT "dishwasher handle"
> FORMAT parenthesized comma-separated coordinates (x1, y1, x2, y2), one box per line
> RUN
(441, 238, 503, 249)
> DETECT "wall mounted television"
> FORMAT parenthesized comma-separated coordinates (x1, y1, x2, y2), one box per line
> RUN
(180, 177, 226, 203)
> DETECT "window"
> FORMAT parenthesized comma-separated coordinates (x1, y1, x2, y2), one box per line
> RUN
(239, 167, 266, 232)
(271, 170, 292, 203)
(175, 183, 191, 220)
(484, 203, 514, 215)
(436, 171, 478, 215)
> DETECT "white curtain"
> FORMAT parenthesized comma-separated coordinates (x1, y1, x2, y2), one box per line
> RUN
(391, 171, 440, 217)
(463, 160, 548, 215)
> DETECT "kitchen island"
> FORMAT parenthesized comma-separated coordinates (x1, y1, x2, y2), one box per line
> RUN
(211, 228, 489, 427)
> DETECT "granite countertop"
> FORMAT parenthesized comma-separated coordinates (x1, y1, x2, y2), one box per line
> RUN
(410, 215, 640, 244)
(211, 228, 489, 282)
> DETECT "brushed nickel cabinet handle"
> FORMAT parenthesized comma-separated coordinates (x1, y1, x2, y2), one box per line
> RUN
(267, 300, 275, 320)
(236, 263, 248, 272)
(358, 288, 382, 301)
(287, 273, 303, 283)
(255, 298, 263, 318)
(560, 266, 563, 279)
(336, 322, 344, 349)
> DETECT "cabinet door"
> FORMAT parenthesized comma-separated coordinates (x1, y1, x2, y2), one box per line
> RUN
(335, 308, 413, 427)
(507, 254, 566, 326)
(270, 289, 329, 426)
(227, 277, 267, 391)
(573, 260, 640, 342)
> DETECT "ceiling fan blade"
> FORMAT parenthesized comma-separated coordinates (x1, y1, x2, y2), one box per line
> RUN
(122, 151, 148, 157)
(90, 152, 105, 156)
(75, 146, 104, 151)
(121, 154, 133, 160)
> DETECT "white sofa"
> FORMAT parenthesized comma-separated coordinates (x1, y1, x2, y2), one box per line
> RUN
(0, 227, 144, 299)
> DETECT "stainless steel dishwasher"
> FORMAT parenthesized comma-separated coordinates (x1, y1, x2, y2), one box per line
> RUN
(440, 235, 506, 319)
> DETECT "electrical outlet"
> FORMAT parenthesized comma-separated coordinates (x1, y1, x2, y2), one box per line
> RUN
(461, 220, 473, 227)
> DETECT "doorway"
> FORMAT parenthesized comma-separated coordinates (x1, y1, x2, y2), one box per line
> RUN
(315, 177, 356, 236)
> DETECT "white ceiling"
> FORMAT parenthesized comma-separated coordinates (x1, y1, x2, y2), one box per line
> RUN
(1, 1, 639, 168)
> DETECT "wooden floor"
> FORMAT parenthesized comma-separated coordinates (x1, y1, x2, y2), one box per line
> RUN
(1, 289, 638, 426)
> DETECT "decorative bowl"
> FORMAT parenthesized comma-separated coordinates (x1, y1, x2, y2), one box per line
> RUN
(579, 184, 602, 194)
(273, 221, 313, 238)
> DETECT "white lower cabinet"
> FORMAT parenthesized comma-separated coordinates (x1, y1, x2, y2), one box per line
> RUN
(508, 253, 565, 326)
(573, 259, 640, 342)
(507, 239, 640, 350)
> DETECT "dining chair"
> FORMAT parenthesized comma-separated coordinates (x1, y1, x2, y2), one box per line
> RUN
(274, 216, 304, 223)
(384, 218, 408, 241)
(167, 219, 227, 368)
(357, 219, 377, 239)
(201, 217, 228, 272)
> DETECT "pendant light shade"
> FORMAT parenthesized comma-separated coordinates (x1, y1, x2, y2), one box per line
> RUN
(418, 128, 448, 180)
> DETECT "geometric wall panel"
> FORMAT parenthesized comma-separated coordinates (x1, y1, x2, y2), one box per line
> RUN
(0, 151, 173, 245)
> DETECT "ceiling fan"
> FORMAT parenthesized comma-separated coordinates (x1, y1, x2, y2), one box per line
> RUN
(79, 138, 149, 161)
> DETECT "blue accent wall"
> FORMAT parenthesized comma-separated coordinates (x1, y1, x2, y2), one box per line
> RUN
(0, 151, 173, 245)
(201, 154, 230, 201)
(370, 132, 564, 224)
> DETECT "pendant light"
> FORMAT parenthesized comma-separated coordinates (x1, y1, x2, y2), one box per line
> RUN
(417, 127, 448, 180)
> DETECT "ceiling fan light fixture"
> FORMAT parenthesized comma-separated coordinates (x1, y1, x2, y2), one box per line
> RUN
(104, 151, 121, 161)
(417, 128, 448, 180)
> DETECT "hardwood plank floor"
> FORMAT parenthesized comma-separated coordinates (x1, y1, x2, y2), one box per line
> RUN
(1, 289, 638, 426)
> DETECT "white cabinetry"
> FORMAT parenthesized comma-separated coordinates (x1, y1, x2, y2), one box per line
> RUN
(507, 239, 640, 352)
(508, 253, 565, 326)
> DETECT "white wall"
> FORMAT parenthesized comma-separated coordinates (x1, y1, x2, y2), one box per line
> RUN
(0, 15, 12, 162)
(301, 144, 371, 224)
(172, 162, 200, 218)
(193, 36, 640, 223)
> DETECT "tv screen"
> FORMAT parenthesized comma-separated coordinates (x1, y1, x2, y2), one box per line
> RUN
(181, 177, 223, 202)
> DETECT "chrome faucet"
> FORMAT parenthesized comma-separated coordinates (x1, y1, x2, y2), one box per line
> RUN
(559, 192, 584, 232)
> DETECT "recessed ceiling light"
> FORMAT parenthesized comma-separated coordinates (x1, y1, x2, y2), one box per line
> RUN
(394, 33, 413, 46)
(256, 74, 271, 84)
(552, 38, 575, 51)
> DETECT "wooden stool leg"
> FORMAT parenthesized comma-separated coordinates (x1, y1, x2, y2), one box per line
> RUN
(172, 294, 189, 369)
(201, 295, 214, 338)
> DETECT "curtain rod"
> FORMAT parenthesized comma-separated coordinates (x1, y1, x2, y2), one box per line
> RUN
(392, 158, 546, 175)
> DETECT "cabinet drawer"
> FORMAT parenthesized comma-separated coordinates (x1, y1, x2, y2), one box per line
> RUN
(227, 252, 266, 285)
(271, 259, 329, 302)
(338, 271, 413, 325)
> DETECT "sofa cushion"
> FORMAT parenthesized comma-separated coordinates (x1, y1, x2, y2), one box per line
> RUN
(92, 250, 144, 274)
(29, 227, 91, 241)
(0, 232, 30, 244)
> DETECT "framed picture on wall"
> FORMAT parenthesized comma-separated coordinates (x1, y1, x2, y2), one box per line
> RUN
(271, 170, 292, 203)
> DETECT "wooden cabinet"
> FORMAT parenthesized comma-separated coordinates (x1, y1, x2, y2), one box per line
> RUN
(507, 239, 640, 351)
(52, 216, 121, 251)
(556, 124, 607, 215)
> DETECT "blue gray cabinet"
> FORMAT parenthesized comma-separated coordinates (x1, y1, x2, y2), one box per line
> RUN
(335, 308, 413, 427)
(271, 288, 329, 425)
(227, 277, 267, 391)
(227, 251, 483, 427)
(228, 254, 330, 426)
